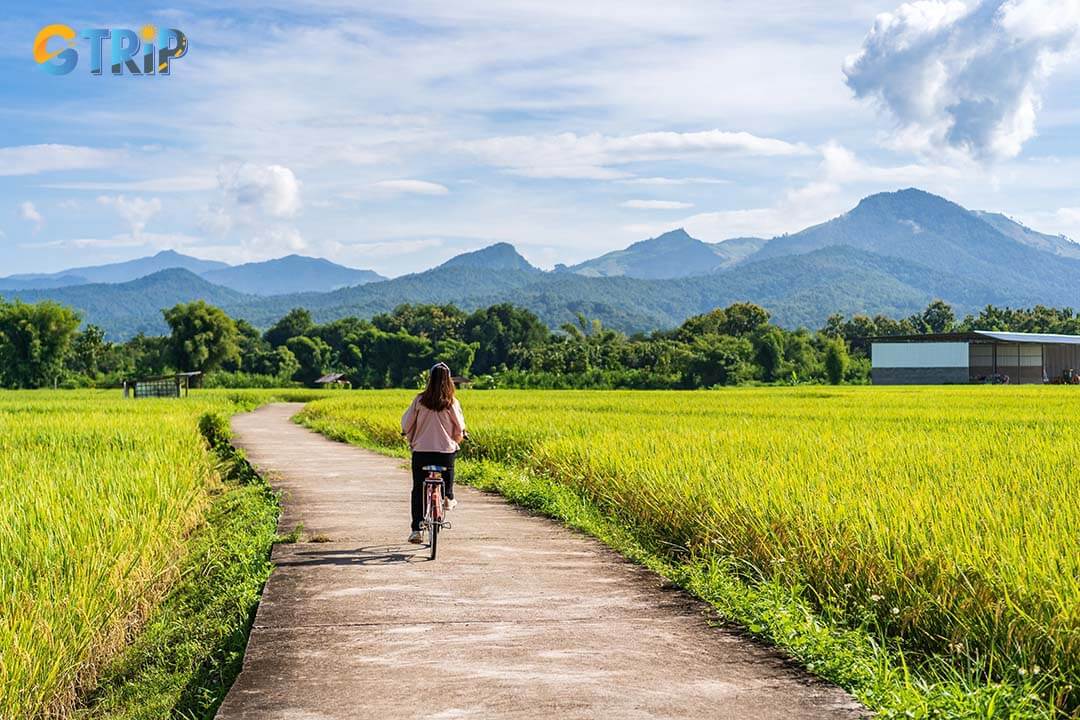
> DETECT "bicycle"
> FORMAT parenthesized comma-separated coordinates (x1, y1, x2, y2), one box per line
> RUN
(421, 465, 451, 560)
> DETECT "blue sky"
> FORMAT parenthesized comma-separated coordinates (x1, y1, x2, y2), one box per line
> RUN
(3, 0, 1080, 276)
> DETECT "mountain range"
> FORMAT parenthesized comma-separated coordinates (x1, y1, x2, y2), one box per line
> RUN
(0, 251, 384, 295)
(5, 188, 1080, 338)
(557, 228, 765, 279)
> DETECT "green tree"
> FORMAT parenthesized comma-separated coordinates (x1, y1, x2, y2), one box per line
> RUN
(433, 338, 478, 377)
(286, 335, 332, 385)
(464, 303, 549, 374)
(921, 300, 956, 334)
(752, 325, 787, 382)
(783, 330, 819, 381)
(68, 324, 107, 377)
(0, 300, 81, 388)
(264, 307, 314, 348)
(683, 334, 754, 387)
(674, 308, 728, 342)
(824, 339, 849, 385)
(821, 313, 846, 339)
(163, 301, 240, 372)
(372, 304, 467, 342)
(226, 319, 268, 373)
(249, 346, 301, 380)
(720, 302, 771, 337)
(125, 334, 171, 377)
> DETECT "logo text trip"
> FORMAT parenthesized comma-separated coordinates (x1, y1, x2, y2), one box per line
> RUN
(34, 24, 188, 76)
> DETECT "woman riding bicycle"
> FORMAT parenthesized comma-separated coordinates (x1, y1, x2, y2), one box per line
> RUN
(401, 362, 466, 544)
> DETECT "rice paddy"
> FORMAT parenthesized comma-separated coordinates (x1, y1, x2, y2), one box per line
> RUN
(298, 386, 1080, 716)
(5, 386, 1078, 718)
(0, 389, 316, 719)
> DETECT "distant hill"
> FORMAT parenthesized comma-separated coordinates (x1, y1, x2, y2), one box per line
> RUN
(11, 189, 1080, 338)
(0, 249, 385, 296)
(3, 250, 228, 287)
(564, 228, 765, 279)
(672, 245, 1018, 329)
(745, 188, 1080, 308)
(228, 243, 1018, 333)
(0, 274, 90, 291)
(8, 269, 251, 338)
(8, 243, 1021, 339)
(436, 242, 539, 272)
(201, 255, 384, 295)
(972, 211, 1080, 260)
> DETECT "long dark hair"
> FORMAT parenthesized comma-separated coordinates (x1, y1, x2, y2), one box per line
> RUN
(419, 362, 456, 411)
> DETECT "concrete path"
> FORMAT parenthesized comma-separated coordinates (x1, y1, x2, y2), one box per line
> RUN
(215, 403, 864, 720)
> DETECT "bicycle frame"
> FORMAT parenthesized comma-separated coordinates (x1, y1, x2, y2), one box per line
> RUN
(421, 465, 450, 560)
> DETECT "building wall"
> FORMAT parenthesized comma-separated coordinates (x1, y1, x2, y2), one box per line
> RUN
(1044, 344, 1080, 381)
(871, 342, 970, 385)
(872, 342, 969, 369)
(871, 367, 971, 385)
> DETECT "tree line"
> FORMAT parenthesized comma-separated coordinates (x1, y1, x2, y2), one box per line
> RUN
(1, 296, 1076, 390)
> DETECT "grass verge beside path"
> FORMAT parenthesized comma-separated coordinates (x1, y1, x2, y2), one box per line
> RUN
(74, 412, 279, 719)
(0, 390, 326, 719)
(298, 399, 1064, 720)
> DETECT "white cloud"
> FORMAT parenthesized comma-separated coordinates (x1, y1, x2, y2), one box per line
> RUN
(189, 226, 308, 264)
(616, 176, 731, 186)
(457, 129, 813, 179)
(198, 205, 233, 236)
(19, 201, 43, 231)
(199, 163, 302, 240)
(32, 232, 202, 250)
(1012, 206, 1080, 242)
(327, 237, 446, 260)
(816, 141, 966, 186)
(844, 0, 1080, 160)
(0, 145, 121, 176)
(218, 163, 302, 218)
(42, 176, 217, 192)
(620, 199, 694, 210)
(369, 179, 450, 195)
(630, 201, 841, 243)
(97, 195, 162, 238)
(250, 225, 307, 253)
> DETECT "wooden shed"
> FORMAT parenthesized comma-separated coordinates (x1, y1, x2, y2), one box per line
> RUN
(124, 372, 202, 398)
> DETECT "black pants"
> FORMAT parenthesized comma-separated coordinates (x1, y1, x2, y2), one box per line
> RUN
(411, 451, 456, 531)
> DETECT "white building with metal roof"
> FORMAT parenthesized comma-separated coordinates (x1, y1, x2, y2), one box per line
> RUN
(871, 331, 1080, 385)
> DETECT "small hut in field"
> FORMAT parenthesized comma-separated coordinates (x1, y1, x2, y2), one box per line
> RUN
(315, 372, 351, 389)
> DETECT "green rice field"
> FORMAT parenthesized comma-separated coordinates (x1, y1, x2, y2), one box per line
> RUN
(4, 386, 1078, 718)
(298, 387, 1080, 717)
(0, 390, 317, 719)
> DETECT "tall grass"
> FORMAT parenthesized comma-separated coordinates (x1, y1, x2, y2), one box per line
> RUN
(0, 389, 323, 719)
(299, 387, 1080, 716)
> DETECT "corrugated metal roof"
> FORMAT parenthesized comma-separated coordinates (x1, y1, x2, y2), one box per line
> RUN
(973, 330, 1080, 345)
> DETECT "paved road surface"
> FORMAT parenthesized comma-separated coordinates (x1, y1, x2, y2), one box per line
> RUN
(215, 402, 865, 720)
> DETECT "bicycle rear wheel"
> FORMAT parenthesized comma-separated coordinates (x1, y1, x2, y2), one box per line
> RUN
(427, 483, 441, 561)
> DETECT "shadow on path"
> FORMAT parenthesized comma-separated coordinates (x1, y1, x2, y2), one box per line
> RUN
(276, 545, 428, 567)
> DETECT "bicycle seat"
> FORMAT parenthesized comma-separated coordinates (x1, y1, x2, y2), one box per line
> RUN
(422, 465, 447, 472)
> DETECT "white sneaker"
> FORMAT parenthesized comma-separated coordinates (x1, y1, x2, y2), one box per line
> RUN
(407, 531, 423, 544)
(443, 498, 458, 511)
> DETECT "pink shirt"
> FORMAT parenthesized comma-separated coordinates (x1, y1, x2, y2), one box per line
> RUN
(401, 395, 466, 453)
